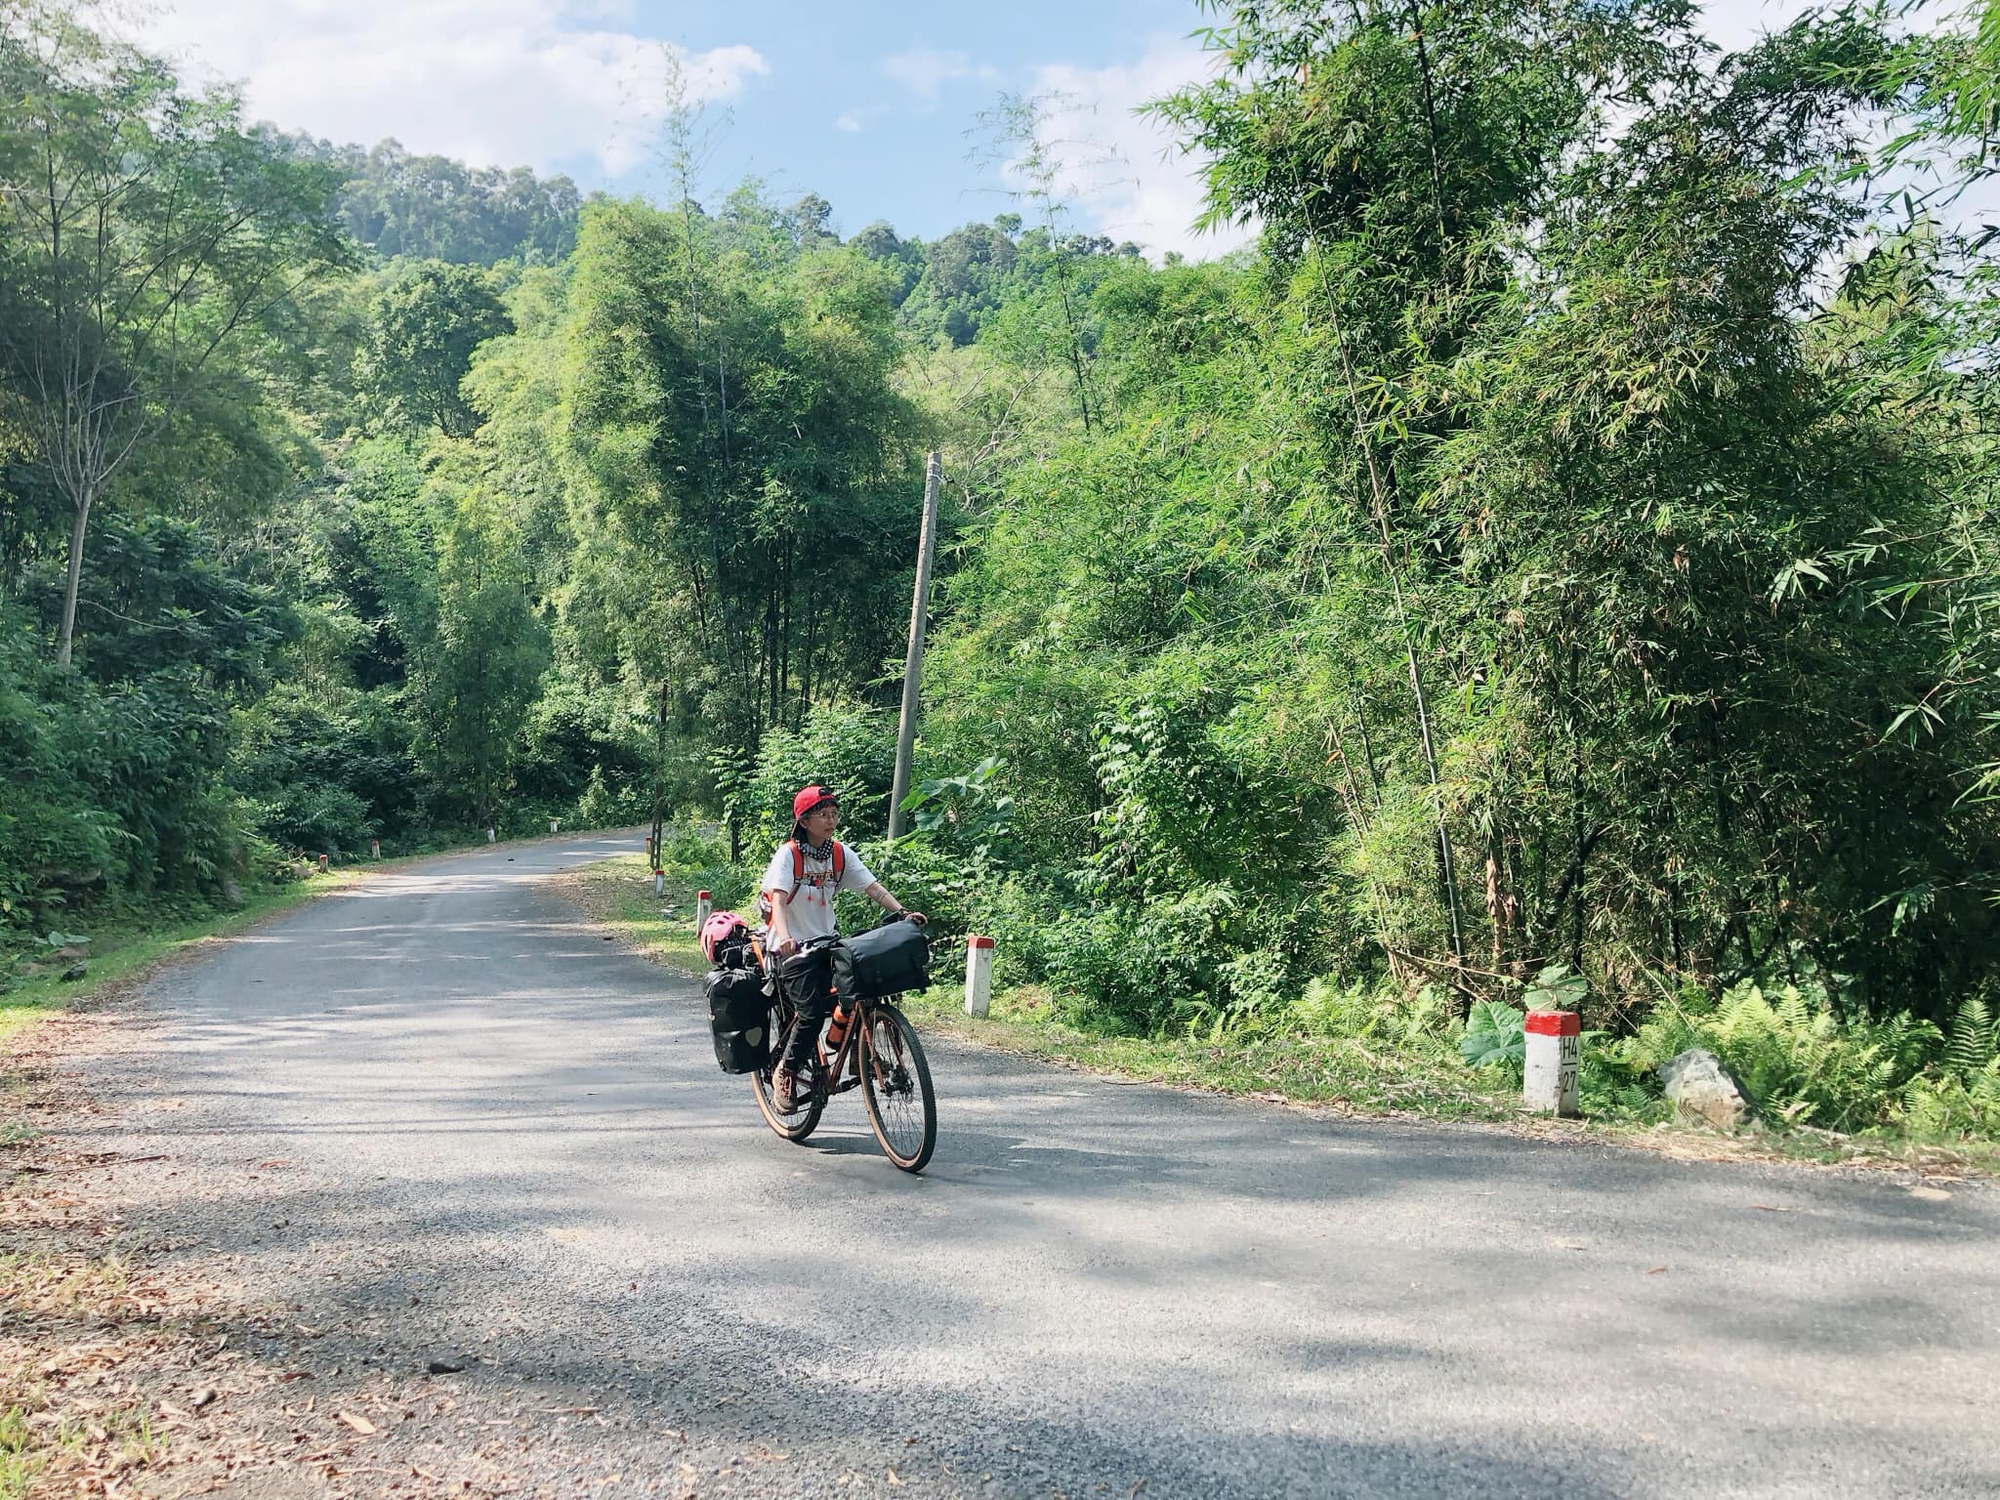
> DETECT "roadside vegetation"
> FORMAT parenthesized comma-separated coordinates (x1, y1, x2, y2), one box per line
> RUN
(564, 840, 2000, 1171)
(6, 1, 2000, 1161)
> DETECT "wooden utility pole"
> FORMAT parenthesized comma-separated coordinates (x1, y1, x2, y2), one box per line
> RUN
(887, 451, 942, 841)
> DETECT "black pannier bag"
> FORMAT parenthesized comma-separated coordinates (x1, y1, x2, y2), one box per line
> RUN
(834, 919, 931, 1000)
(705, 967, 770, 1073)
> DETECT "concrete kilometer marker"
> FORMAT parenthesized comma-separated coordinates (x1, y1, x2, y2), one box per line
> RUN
(1524, 1009, 1581, 1115)
(965, 934, 995, 1018)
(695, 890, 712, 930)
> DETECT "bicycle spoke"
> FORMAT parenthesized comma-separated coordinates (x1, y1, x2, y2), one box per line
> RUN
(862, 1009, 934, 1169)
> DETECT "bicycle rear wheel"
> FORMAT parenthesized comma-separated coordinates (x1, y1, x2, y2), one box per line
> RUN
(859, 1002, 936, 1172)
(751, 1001, 823, 1142)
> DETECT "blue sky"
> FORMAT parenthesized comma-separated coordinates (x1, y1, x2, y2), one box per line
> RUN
(594, 0, 1206, 245)
(140, 0, 1830, 260)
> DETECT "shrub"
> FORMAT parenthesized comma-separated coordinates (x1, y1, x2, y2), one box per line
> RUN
(1461, 1001, 1527, 1072)
(245, 782, 373, 858)
(1615, 981, 1941, 1133)
(1894, 998, 2000, 1141)
(746, 706, 896, 843)
(516, 682, 648, 810)
(228, 683, 418, 852)
(574, 766, 651, 829)
(1042, 883, 1241, 1035)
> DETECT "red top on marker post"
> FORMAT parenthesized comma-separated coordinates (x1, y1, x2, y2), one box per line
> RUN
(1524, 1010, 1580, 1036)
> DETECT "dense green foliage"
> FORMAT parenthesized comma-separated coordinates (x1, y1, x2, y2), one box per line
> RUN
(274, 133, 584, 266)
(5, 0, 2000, 1141)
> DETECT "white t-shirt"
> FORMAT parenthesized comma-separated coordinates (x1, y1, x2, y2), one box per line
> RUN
(761, 840, 877, 944)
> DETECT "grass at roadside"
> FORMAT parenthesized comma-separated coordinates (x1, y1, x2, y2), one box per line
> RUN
(554, 849, 1997, 1173)
(553, 851, 1518, 1121)
(906, 984, 1519, 1120)
(550, 852, 716, 974)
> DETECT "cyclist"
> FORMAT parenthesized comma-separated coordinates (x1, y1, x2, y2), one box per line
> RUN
(762, 785, 925, 1113)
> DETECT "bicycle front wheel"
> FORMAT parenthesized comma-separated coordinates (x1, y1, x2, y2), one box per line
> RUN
(859, 1002, 936, 1173)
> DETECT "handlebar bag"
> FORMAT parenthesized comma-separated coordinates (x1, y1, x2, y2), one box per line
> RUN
(704, 967, 771, 1073)
(836, 920, 931, 999)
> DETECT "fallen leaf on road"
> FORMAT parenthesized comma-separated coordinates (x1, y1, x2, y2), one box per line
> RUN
(1746, 1204, 1790, 1213)
(1909, 1185, 1952, 1202)
(1645, 1266, 1667, 1275)
(338, 1411, 377, 1435)
(887, 1471, 902, 1487)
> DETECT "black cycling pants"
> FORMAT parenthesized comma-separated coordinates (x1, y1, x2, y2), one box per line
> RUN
(776, 948, 832, 1072)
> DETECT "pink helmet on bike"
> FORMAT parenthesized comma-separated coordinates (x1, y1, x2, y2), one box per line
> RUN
(700, 909, 750, 965)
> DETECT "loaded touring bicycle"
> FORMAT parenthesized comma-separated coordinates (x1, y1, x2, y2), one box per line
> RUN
(703, 911, 938, 1173)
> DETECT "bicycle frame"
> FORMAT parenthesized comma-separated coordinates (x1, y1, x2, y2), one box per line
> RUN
(770, 969, 884, 1106)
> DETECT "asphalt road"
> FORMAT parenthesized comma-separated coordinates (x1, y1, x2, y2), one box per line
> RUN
(91, 833, 2000, 1498)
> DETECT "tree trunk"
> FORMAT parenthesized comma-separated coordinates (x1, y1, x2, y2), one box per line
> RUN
(55, 488, 93, 669)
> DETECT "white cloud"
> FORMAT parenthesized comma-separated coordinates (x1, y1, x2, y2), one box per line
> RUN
(835, 110, 863, 134)
(129, 0, 768, 177)
(1029, 5, 1863, 264)
(1023, 34, 1253, 264)
(879, 46, 996, 108)
(1697, 0, 1821, 54)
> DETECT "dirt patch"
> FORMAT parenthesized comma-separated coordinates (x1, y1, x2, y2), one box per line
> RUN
(0, 1006, 580, 1499)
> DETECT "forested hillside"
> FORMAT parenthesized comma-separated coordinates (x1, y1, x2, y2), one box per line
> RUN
(5, 0, 2000, 1139)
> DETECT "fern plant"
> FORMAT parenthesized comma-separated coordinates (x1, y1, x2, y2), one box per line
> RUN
(1899, 1059, 2000, 1139)
(1944, 998, 1998, 1075)
(1617, 981, 1941, 1133)
(1892, 997, 2000, 1140)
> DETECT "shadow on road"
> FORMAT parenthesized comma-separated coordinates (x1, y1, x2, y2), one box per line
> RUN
(66, 840, 2000, 1499)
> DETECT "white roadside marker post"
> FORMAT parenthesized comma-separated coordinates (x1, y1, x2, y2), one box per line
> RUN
(653, 868, 666, 898)
(548, 817, 560, 834)
(317, 853, 328, 872)
(965, 934, 994, 1018)
(486, 827, 496, 844)
(370, 839, 380, 860)
(1524, 1009, 1581, 1116)
(696, 889, 712, 930)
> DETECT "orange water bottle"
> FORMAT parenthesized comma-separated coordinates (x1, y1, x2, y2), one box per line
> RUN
(824, 1000, 854, 1051)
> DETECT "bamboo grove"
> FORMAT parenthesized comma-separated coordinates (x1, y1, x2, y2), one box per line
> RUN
(4, 0, 2000, 1068)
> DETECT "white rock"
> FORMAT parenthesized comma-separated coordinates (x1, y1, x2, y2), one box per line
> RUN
(1660, 1047, 1753, 1130)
